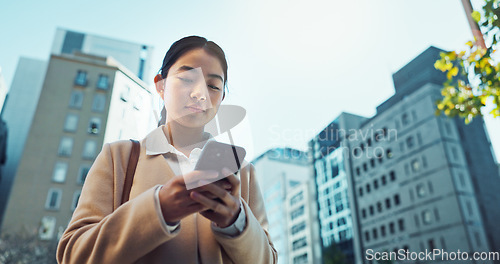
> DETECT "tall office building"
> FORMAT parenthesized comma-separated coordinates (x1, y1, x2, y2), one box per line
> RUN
(0, 29, 156, 229)
(51, 28, 153, 81)
(0, 58, 48, 226)
(0, 67, 7, 113)
(1, 52, 155, 240)
(286, 179, 322, 264)
(252, 147, 316, 264)
(309, 113, 367, 264)
(346, 46, 500, 263)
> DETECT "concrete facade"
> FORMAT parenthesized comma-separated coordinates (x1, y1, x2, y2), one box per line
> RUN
(286, 180, 322, 264)
(51, 28, 154, 82)
(0, 58, 48, 227)
(252, 147, 316, 264)
(346, 47, 499, 264)
(310, 113, 367, 264)
(1, 52, 154, 240)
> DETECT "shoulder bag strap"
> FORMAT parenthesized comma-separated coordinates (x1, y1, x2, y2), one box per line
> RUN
(121, 139, 140, 205)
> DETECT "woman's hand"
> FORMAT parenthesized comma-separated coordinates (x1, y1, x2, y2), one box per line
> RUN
(158, 170, 233, 223)
(190, 168, 242, 228)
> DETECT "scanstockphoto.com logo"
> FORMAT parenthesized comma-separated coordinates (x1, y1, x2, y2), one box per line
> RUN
(365, 249, 500, 262)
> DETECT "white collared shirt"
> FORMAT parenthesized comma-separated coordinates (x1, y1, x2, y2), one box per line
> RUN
(146, 126, 246, 236)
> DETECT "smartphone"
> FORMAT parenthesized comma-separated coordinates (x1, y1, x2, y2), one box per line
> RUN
(194, 141, 246, 179)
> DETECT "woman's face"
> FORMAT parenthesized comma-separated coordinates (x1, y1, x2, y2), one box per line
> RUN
(156, 48, 225, 128)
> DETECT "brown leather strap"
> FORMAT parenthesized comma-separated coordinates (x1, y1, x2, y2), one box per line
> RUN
(121, 139, 140, 205)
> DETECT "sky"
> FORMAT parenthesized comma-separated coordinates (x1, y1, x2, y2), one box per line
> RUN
(0, 0, 498, 161)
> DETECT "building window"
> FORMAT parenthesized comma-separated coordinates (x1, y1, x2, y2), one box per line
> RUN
(291, 206, 304, 220)
(402, 113, 409, 126)
(291, 221, 306, 235)
(88, 117, 101, 134)
(58, 137, 73, 156)
(411, 159, 420, 172)
(398, 218, 405, 231)
(381, 175, 387, 185)
(370, 158, 375, 168)
(366, 184, 371, 193)
(385, 198, 391, 209)
(71, 190, 81, 211)
(381, 225, 386, 237)
(373, 228, 378, 239)
(374, 179, 379, 189)
(434, 208, 440, 221)
(386, 148, 393, 159)
(74, 70, 88, 86)
(359, 187, 363, 197)
(77, 165, 90, 185)
(422, 210, 432, 225)
(394, 194, 401, 206)
(96, 74, 109, 90)
(406, 136, 414, 149)
(52, 162, 68, 183)
(290, 191, 304, 206)
(64, 113, 79, 132)
(377, 202, 382, 213)
(336, 203, 344, 213)
(92, 94, 106, 112)
(292, 237, 307, 250)
(451, 147, 458, 160)
(365, 231, 370, 242)
(38, 216, 56, 240)
(69, 90, 84, 109)
(416, 183, 426, 198)
(362, 208, 367, 219)
(466, 201, 473, 216)
(293, 253, 308, 264)
(428, 239, 435, 251)
(363, 163, 368, 172)
(82, 140, 97, 159)
(389, 222, 395, 234)
(369, 205, 374, 216)
(390, 171, 396, 181)
(45, 188, 62, 210)
(458, 173, 466, 187)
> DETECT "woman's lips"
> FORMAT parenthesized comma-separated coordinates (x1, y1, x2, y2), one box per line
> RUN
(186, 106, 205, 113)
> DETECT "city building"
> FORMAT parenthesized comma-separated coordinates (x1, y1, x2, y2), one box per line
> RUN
(309, 113, 367, 264)
(0, 58, 48, 226)
(51, 28, 154, 81)
(252, 147, 319, 264)
(0, 67, 7, 113)
(0, 29, 156, 229)
(346, 46, 500, 263)
(1, 52, 155, 241)
(286, 179, 322, 264)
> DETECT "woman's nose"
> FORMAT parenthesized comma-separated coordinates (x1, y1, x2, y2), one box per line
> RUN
(190, 81, 209, 102)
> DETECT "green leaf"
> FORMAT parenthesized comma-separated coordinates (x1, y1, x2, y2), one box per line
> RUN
(472, 11, 481, 23)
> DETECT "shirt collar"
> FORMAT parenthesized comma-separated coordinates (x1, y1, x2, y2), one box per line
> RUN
(145, 125, 216, 156)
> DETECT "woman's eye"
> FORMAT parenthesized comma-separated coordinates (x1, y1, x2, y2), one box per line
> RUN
(178, 77, 194, 83)
(208, 85, 221, 90)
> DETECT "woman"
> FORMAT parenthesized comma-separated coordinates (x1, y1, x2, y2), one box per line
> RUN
(56, 36, 277, 264)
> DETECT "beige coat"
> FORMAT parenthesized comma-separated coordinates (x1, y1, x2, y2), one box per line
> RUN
(57, 136, 278, 264)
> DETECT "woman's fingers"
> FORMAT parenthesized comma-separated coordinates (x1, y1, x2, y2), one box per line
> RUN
(222, 168, 241, 196)
(190, 191, 232, 216)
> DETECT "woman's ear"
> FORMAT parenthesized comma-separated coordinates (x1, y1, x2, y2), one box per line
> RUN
(154, 74, 164, 96)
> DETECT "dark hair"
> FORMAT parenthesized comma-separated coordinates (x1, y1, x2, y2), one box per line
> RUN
(158, 36, 228, 126)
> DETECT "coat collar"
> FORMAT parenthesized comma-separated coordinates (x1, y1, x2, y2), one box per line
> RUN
(144, 125, 216, 156)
